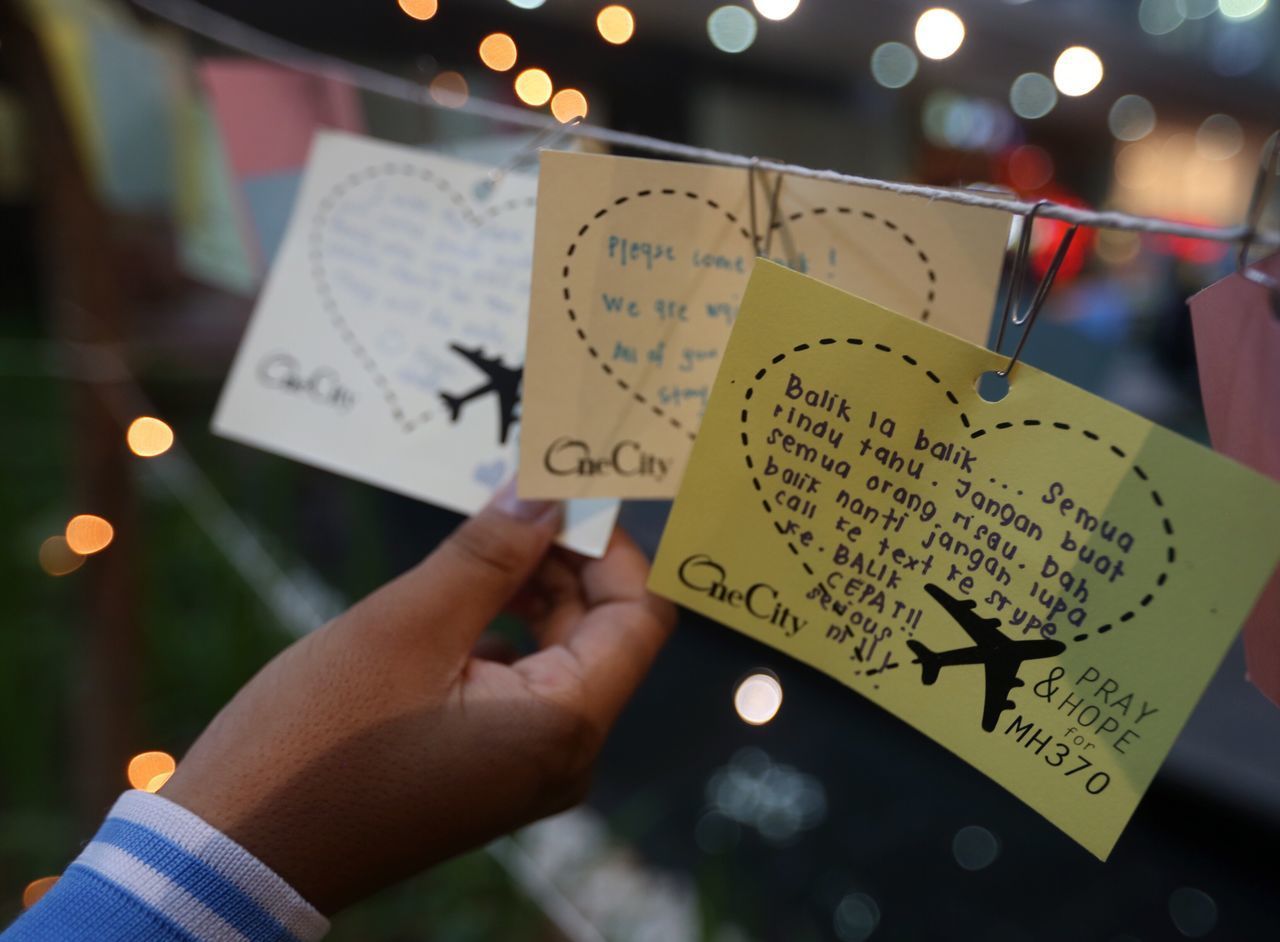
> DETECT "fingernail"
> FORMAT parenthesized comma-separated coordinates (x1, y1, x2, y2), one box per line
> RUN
(492, 477, 559, 523)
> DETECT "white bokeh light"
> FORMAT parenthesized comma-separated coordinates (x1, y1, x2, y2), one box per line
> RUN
(1218, 0, 1268, 20)
(1108, 94, 1156, 141)
(1182, 0, 1219, 16)
(734, 673, 783, 725)
(1053, 46, 1104, 97)
(506, 0, 547, 9)
(1196, 113, 1244, 159)
(752, 0, 801, 20)
(870, 42, 919, 89)
(914, 8, 966, 60)
(1009, 72, 1057, 119)
(1138, 0, 1186, 34)
(708, 5, 759, 54)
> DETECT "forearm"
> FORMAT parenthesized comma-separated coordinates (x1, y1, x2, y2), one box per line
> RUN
(3, 791, 327, 942)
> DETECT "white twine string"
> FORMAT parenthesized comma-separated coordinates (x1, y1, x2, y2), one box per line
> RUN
(133, 0, 1280, 250)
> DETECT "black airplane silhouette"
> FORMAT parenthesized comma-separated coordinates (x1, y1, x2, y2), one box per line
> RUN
(907, 583, 1066, 733)
(439, 343, 523, 445)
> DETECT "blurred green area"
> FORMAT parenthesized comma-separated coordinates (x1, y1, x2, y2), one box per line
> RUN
(0, 300, 559, 940)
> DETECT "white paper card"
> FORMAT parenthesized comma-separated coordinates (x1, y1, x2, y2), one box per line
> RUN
(214, 130, 618, 556)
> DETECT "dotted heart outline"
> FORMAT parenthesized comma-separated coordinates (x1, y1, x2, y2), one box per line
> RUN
(562, 191, 939, 441)
(309, 161, 536, 433)
(737, 337, 1176, 644)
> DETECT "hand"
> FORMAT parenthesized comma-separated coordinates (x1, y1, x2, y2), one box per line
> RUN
(160, 486, 675, 914)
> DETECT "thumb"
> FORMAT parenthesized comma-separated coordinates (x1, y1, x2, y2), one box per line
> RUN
(363, 480, 563, 661)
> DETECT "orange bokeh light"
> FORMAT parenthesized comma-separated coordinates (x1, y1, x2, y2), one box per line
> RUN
(127, 751, 177, 792)
(126, 416, 174, 458)
(22, 877, 58, 909)
(397, 0, 438, 22)
(479, 33, 518, 72)
(514, 68, 553, 106)
(65, 515, 113, 555)
(550, 88, 589, 123)
(596, 5, 635, 45)
(39, 535, 85, 576)
(429, 71, 469, 108)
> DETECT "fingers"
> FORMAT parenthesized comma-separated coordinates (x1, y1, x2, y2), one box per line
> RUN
(517, 530, 676, 728)
(579, 529, 671, 616)
(357, 481, 562, 663)
(508, 552, 586, 648)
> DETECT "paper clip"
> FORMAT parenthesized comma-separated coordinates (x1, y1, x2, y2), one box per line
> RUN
(474, 116, 582, 201)
(992, 201, 1079, 380)
(748, 157, 785, 258)
(1236, 129, 1280, 317)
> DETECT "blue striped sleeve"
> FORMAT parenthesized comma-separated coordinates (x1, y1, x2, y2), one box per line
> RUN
(3, 791, 329, 942)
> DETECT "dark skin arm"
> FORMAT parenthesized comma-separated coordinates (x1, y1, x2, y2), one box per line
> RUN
(161, 487, 675, 914)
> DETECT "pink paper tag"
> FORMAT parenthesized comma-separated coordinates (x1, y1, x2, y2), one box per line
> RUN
(199, 58, 364, 179)
(1190, 253, 1280, 707)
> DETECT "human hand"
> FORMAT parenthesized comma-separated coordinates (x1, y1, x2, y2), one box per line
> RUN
(160, 487, 675, 914)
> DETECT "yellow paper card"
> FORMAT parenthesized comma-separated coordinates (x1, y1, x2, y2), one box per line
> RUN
(649, 262, 1280, 860)
(519, 152, 1010, 499)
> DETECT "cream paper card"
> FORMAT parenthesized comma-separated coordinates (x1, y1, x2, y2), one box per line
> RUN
(519, 151, 1011, 499)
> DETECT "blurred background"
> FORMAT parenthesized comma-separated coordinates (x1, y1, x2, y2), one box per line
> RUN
(2, 0, 1279, 939)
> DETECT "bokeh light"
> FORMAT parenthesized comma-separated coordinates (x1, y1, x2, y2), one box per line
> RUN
(1210, 26, 1267, 76)
(1182, 0, 1219, 15)
(1108, 94, 1156, 141)
(1053, 46, 1104, 97)
(733, 672, 783, 725)
(514, 68, 553, 106)
(834, 892, 880, 942)
(22, 877, 58, 909)
(479, 33, 518, 72)
(870, 42, 919, 89)
(1139, 0, 1186, 34)
(507, 0, 546, 8)
(1169, 886, 1218, 937)
(126, 416, 174, 457)
(1008, 144, 1054, 190)
(396, 0, 438, 22)
(38, 535, 85, 576)
(707, 5, 758, 54)
(127, 751, 177, 792)
(596, 5, 635, 44)
(923, 91, 1016, 152)
(1095, 229, 1142, 266)
(1009, 72, 1057, 119)
(1218, 0, 1268, 20)
(706, 748, 826, 844)
(1196, 113, 1243, 159)
(551, 88, 589, 123)
(753, 0, 801, 20)
(914, 8, 965, 60)
(1114, 141, 1158, 189)
(65, 514, 113, 555)
(429, 71, 469, 108)
(952, 824, 1001, 870)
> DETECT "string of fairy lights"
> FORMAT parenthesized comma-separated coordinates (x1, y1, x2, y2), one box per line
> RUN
(397, 0, 1272, 193)
(24, 415, 180, 909)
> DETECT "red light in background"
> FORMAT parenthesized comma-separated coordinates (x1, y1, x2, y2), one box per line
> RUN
(1008, 144, 1054, 191)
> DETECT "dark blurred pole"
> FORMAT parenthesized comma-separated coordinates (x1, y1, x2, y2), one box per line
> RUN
(1, 0, 141, 827)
